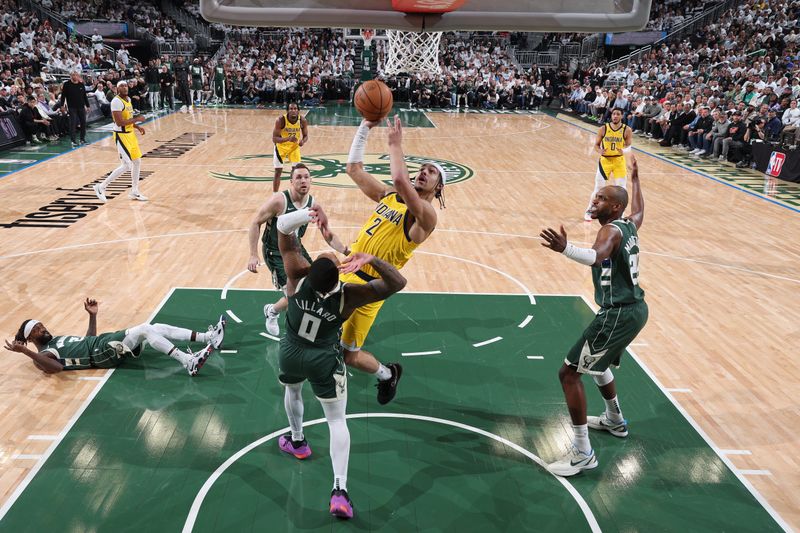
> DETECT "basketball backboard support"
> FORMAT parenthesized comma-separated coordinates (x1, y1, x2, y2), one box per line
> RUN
(199, 0, 653, 32)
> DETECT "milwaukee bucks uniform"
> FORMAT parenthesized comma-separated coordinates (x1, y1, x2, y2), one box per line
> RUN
(262, 190, 314, 290)
(339, 192, 419, 351)
(566, 218, 648, 374)
(42, 331, 139, 369)
(191, 64, 203, 91)
(278, 277, 347, 401)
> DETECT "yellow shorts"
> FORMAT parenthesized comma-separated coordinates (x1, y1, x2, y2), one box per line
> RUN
(339, 271, 385, 351)
(598, 156, 626, 181)
(114, 131, 142, 161)
(274, 142, 301, 168)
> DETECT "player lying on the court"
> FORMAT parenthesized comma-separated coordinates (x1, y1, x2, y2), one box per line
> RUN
(5, 298, 226, 376)
(540, 155, 648, 477)
(274, 207, 407, 519)
(335, 116, 445, 404)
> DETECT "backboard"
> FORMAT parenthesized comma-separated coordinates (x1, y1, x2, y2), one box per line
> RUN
(199, 0, 653, 33)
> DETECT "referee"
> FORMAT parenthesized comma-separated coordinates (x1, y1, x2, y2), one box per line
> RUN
(58, 71, 90, 148)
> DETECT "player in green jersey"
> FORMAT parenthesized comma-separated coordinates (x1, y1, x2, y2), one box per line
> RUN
(540, 155, 648, 477)
(274, 205, 406, 519)
(5, 298, 226, 376)
(247, 163, 348, 336)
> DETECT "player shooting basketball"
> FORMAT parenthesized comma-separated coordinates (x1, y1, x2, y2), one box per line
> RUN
(311, 116, 445, 405)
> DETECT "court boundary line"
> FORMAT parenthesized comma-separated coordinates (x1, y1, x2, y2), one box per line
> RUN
(0, 110, 175, 181)
(577, 295, 791, 532)
(553, 114, 800, 215)
(0, 286, 177, 521)
(180, 412, 601, 533)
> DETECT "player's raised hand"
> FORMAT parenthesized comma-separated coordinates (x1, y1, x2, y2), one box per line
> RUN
(539, 225, 568, 253)
(309, 203, 328, 228)
(84, 298, 99, 315)
(386, 115, 403, 146)
(338, 252, 374, 274)
(5, 339, 26, 352)
(360, 118, 380, 129)
(629, 153, 639, 178)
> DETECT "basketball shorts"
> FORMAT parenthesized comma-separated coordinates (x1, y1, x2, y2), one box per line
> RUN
(598, 155, 626, 181)
(278, 336, 347, 402)
(192, 80, 202, 91)
(114, 131, 142, 162)
(565, 301, 648, 375)
(339, 271, 386, 351)
(263, 244, 312, 292)
(274, 142, 301, 169)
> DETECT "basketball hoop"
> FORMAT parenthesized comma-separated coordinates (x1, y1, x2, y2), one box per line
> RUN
(360, 28, 375, 47)
(384, 30, 442, 75)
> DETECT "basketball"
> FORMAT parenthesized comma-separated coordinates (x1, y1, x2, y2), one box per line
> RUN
(354, 80, 393, 122)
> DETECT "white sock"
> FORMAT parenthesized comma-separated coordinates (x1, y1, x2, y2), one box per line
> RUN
(604, 396, 624, 423)
(166, 346, 191, 366)
(322, 399, 350, 492)
(130, 158, 141, 194)
(374, 364, 392, 381)
(99, 163, 128, 190)
(573, 424, 591, 454)
(284, 384, 304, 442)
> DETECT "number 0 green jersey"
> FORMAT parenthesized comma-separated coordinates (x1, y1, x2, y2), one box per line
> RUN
(285, 277, 345, 346)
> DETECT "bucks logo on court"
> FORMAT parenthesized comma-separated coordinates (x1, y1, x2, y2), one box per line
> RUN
(209, 153, 473, 187)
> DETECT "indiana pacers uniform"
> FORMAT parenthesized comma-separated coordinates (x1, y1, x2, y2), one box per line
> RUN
(598, 122, 628, 181)
(274, 113, 302, 169)
(110, 95, 141, 162)
(279, 277, 347, 401)
(340, 192, 419, 351)
(566, 218, 648, 374)
(42, 331, 140, 370)
(262, 190, 314, 290)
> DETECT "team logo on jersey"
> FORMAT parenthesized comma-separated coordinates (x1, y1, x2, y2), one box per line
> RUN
(208, 153, 474, 188)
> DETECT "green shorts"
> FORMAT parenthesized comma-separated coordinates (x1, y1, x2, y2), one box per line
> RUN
(263, 245, 312, 291)
(278, 336, 347, 401)
(192, 80, 202, 91)
(566, 301, 648, 375)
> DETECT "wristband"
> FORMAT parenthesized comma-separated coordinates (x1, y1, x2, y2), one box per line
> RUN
(277, 208, 312, 235)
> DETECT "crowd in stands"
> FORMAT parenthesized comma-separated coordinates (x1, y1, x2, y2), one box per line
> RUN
(562, 0, 800, 167)
(4, 0, 800, 170)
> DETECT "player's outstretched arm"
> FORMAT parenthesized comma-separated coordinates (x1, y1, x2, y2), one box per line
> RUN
(386, 116, 437, 236)
(346, 119, 391, 202)
(84, 298, 98, 336)
(310, 204, 350, 255)
(247, 193, 284, 273)
(540, 224, 621, 266)
(277, 230, 311, 297)
(340, 255, 406, 318)
(628, 155, 644, 229)
(4, 339, 64, 374)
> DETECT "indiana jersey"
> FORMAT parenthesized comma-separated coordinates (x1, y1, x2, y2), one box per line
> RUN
(602, 123, 627, 157)
(285, 277, 345, 346)
(278, 113, 301, 146)
(350, 192, 419, 279)
(111, 96, 134, 133)
(592, 218, 645, 307)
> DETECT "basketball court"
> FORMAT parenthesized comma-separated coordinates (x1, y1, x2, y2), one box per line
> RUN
(1, 0, 799, 530)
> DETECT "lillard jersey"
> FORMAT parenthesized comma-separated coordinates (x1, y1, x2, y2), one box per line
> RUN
(42, 331, 130, 369)
(111, 96, 134, 133)
(262, 190, 313, 255)
(602, 123, 627, 157)
(279, 113, 301, 146)
(350, 192, 419, 279)
(286, 277, 345, 346)
(592, 218, 645, 308)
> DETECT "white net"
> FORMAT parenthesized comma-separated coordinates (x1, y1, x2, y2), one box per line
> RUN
(384, 30, 442, 76)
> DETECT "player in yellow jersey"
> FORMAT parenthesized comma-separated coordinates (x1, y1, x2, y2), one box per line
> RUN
(586, 107, 632, 221)
(272, 101, 309, 193)
(313, 116, 445, 405)
(93, 80, 148, 202)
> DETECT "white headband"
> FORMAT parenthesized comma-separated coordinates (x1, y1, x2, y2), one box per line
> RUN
(23, 320, 40, 339)
(427, 162, 447, 185)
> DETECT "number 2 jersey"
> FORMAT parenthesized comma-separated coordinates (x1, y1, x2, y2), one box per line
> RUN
(592, 218, 645, 308)
(349, 192, 419, 279)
